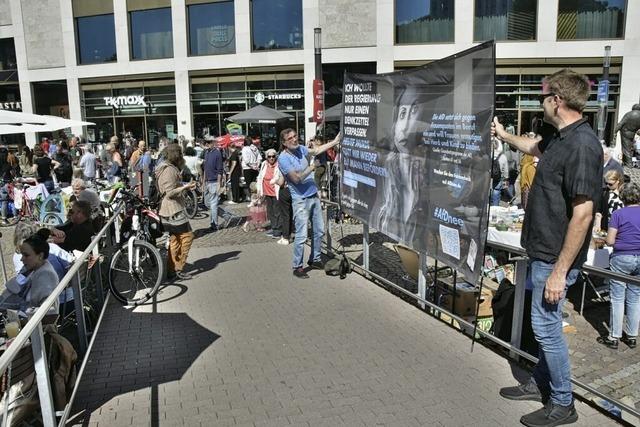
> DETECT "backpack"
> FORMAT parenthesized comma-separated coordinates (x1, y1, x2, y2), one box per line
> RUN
(324, 253, 351, 279)
(148, 174, 163, 209)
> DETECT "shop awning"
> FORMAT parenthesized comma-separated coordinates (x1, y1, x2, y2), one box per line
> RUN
(226, 105, 293, 124)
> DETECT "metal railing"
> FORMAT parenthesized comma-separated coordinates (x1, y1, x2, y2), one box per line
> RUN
(0, 203, 123, 427)
(323, 218, 640, 421)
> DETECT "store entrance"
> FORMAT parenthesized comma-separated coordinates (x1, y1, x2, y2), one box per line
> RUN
(115, 117, 145, 141)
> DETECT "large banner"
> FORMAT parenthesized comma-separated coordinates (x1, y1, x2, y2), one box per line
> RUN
(340, 42, 495, 283)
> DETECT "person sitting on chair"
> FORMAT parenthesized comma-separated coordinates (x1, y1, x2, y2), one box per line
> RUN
(52, 200, 95, 253)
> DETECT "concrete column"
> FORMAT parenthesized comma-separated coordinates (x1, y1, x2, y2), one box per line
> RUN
(376, 0, 394, 73)
(617, 0, 640, 117)
(454, 0, 474, 46)
(59, 0, 84, 137)
(235, 0, 251, 55)
(59, 0, 77, 69)
(9, 0, 35, 146)
(67, 77, 84, 137)
(113, 0, 131, 65)
(175, 70, 193, 138)
(171, 0, 188, 61)
(537, 0, 559, 43)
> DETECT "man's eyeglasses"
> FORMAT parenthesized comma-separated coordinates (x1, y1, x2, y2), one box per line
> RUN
(537, 93, 556, 104)
(267, 155, 276, 159)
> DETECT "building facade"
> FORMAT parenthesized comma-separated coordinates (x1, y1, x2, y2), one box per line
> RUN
(0, 0, 638, 147)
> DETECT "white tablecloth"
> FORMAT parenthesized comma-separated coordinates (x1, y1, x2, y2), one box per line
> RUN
(487, 227, 612, 269)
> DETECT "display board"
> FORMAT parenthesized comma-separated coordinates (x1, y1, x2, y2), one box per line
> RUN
(339, 41, 495, 283)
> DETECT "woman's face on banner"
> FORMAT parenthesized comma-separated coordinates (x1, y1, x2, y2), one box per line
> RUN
(393, 100, 423, 154)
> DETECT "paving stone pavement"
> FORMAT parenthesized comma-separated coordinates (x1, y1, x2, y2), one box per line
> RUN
(327, 219, 640, 419)
(68, 215, 620, 426)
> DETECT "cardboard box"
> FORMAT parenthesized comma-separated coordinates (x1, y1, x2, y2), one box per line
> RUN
(436, 277, 497, 318)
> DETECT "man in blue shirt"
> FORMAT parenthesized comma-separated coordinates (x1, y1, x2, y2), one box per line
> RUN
(202, 139, 225, 231)
(278, 129, 340, 278)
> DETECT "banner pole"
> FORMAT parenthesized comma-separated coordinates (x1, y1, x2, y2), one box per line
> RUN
(471, 275, 485, 352)
(417, 252, 427, 310)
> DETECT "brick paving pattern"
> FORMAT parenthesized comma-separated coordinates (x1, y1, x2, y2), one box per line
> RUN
(66, 204, 621, 426)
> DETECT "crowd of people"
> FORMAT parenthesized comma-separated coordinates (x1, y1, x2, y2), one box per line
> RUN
(2, 67, 640, 426)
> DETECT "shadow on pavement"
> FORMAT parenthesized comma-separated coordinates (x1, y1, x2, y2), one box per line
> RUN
(189, 250, 242, 276)
(69, 305, 220, 426)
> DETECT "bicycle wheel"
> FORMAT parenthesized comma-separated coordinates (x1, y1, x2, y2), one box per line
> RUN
(109, 239, 163, 306)
(184, 189, 198, 219)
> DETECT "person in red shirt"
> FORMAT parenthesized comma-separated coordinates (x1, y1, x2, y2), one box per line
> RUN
(257, 148, 284, 240)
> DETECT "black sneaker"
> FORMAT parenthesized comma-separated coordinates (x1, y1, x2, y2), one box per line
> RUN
(521, 402, 578, 427)
(307, 260, 324, 270)
(597, 335, 619, 349)
(293, 267, 309, 279)
(621, 334, 637, 349)
(500, 380, 542, 402)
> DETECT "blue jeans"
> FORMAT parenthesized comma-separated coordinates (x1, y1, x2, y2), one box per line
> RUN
(491, 181, 513, 206)
(609, 255, 640, 338)
(206, 182, 220, 227)
(529, 259, 579, 406)
(291, 195, 324, 269)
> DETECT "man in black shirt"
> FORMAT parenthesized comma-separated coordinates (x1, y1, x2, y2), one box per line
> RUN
(492, 69, 602, 427)
(51, 200, 95, 253)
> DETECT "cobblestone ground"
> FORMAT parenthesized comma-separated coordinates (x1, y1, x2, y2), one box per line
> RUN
(325, 217, 640, 421)
(171, 199, 640, 420)
(1, 198, 636, 423)
(69, 201, 618, 427)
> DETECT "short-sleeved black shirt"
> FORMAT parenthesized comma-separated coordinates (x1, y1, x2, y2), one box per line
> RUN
(521, 118, 603, 269)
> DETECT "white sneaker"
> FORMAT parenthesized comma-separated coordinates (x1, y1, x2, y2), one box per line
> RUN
(277, 237, 290, 245)
(227, 200, 237, 205)
(247, 202, 254, 207)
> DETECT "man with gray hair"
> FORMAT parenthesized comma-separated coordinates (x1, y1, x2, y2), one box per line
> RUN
(71, 178, 101, 217)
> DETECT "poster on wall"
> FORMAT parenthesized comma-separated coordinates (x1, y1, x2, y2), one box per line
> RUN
(339, 41, 495, 283)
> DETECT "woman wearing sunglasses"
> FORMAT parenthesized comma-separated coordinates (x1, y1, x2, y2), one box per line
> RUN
(257, 149, 289, 244)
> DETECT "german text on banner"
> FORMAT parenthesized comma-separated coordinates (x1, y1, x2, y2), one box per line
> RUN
(339, 41, 495, 283)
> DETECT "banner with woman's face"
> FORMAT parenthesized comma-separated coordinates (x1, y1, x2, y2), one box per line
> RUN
(339, 41, 495, 283)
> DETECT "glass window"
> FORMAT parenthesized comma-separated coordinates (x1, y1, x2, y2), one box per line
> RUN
(395, 0, 455, 44)
(76, 14, 117, 64)
(0, 38, 17, 71)
(130, 8, 173, 60)
(474, 0, 537, 41)
(188, 2, 235, 56)
(557, 0, 625, 40)
(251, 0, 302, 51)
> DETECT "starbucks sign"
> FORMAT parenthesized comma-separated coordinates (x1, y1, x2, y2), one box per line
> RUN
(254, 92, 302, 104)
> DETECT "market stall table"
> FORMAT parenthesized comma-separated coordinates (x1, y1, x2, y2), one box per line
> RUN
(487, 226, 611, 316)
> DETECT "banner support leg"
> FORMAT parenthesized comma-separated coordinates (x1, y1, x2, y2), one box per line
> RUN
(510, 258, 528, 359)
(363, 224, 370, 271)
(418, 252, 427, 309)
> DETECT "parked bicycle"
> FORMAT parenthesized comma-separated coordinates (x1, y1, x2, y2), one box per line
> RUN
(105, 186, 164, 306)
(0, 178, 65, 226)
